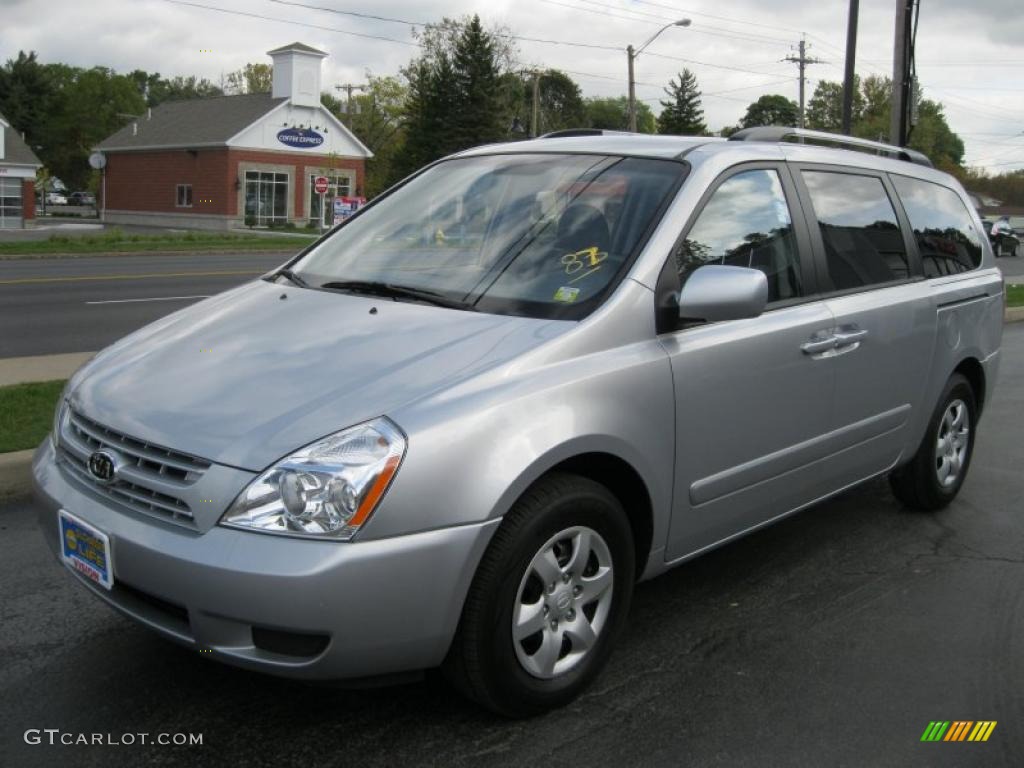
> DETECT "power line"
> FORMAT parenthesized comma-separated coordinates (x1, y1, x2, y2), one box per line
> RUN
(546, 0, 793, 46)
(263, 0, 624, 52)
(160, 0, 420, 46)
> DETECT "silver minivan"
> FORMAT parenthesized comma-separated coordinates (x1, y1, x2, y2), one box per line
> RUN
(33, 128, 1003, 716)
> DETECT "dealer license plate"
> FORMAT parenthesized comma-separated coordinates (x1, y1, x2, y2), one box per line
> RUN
(59, 509, 113, 590)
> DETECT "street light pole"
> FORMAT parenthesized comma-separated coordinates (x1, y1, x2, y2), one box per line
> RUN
(628, 19, 691, 133)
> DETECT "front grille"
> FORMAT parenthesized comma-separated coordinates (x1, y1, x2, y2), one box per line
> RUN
(57, 408, 211, 527)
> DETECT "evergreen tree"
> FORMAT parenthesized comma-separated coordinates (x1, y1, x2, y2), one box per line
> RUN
(451, 15, 506, 148)
(657, 69, 706, 135)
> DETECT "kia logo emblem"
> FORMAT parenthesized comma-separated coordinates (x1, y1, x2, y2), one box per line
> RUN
(87, 450, 118, 484)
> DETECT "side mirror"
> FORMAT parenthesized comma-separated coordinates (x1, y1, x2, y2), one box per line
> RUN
(677, 265, 768, 323)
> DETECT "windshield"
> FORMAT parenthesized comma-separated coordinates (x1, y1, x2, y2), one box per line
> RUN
(288, 153, 685, 319)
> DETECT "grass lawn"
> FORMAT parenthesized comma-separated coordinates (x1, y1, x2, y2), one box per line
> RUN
(1007, 284, 1024, 308)
(0, 228, 318, 257)
(0, 380, 65, 453)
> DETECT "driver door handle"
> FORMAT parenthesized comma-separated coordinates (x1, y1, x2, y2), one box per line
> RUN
(801, 337, 836, 355)
(833, 328, 868, 347)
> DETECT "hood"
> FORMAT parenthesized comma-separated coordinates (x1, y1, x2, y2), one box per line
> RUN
(70, 280, 571, 470)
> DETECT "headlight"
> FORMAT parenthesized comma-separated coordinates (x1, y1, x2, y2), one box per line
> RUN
(52, 397, 70, 448)
(221, 418, 406, 540)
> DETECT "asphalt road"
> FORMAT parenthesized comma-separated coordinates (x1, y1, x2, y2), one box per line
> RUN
(1, 326, 1021, 767)
(0, 252, 294, 357)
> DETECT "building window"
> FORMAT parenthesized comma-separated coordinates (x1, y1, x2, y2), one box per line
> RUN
(176, 184, 193, 208)
(308, 172, 353, 225)
(244, 171, 289, 226)
(0, 178, 23, 229)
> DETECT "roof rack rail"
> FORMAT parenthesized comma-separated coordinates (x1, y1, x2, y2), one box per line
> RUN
(539, 128, 633, 139)
(728, 126, 933, 168)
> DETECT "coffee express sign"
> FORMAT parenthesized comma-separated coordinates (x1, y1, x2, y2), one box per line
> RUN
(276, 127, 325, 149)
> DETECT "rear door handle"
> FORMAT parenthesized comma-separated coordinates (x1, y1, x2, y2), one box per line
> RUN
(801, 337, 837, 355)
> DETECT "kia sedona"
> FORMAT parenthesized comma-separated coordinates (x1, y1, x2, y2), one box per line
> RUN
(33, 127, 1003, 716)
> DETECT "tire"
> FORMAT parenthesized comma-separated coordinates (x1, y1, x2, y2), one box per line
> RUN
(889, 373, 977, 511)
(444, 472, 635, 717)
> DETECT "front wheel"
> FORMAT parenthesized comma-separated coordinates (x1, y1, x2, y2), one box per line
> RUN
(444, 473, 635, 717)
(889, 373, 977, 511)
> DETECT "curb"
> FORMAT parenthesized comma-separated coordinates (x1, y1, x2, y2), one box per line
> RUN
(0, 352, 95, 388)
(0, 449, 34, 500)
(1006, 306, 1024, 324)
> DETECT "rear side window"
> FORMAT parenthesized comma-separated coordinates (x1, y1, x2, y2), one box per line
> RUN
(802, 171, 909, 291)
(891, 176, 982, 277)
(675, 169, 802, 303)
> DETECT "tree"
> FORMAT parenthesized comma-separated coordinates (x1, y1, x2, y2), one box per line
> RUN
(740, 94, 798, 128)
(657, 69, 706, 136)
(585, 96, 655, 133)
(128, 70, 223, 105)
(451, 15, 506, 149)
(518, 69, 586, 135)
(0, 51, 54, 133)
(804, 75, 965, 168)
(396, 15, 516, 175)
(322, 74, 408, 196)
(225, 63, 272, 94)
(806, 78, 864, 131)
(40, 66, 147, 189)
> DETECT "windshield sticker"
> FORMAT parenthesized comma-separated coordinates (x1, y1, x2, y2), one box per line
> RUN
(553, 286, 580, 303)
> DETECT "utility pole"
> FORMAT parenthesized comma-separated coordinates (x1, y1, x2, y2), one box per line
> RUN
(334, 83, 368, 126)
(842, 0, 859, 134)
(627, 45, 637, 132)
(784, 37, 823, 129)
(890, 0, 915, 147)
(531, 71, 541, 138)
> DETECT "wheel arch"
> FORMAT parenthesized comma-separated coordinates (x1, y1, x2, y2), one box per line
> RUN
(953, 356, 986, 416)
(491, 443, 662, 581)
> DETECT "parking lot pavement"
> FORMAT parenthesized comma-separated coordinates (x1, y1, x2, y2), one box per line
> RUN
(998, 254, 1024, 282)
(2, 324, 1022, 768)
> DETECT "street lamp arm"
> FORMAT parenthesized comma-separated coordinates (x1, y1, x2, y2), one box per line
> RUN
(635, 18, 691, 56)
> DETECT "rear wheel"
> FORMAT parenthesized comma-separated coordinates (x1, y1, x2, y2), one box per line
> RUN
(889, 373, 977, 511)
(444, 473, 634, 717)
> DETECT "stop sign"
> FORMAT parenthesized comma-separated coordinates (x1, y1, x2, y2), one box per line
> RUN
(314, 176, 329, 195)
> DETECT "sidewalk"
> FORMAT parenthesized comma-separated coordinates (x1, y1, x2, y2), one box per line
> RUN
(0, 352, 95, 387)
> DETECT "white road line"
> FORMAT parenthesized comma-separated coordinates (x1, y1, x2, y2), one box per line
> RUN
(85, 295, 211, 305)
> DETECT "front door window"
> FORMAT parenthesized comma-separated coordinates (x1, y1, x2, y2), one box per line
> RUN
(308, 173, 353, 225)
(245, 171, 289, 226)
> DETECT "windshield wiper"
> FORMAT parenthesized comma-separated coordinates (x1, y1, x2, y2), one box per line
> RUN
(271, 268, 311, 288)
(319, 280, 475, 311)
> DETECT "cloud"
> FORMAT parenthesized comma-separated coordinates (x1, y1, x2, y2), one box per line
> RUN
(1, 0, 1021, 169)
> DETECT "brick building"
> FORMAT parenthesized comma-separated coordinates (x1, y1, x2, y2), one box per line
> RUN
(0, 111, 42, 229)
(94, 43, 372, 230)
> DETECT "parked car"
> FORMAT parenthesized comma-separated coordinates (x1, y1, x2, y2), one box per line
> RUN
(983, 218, 1021, 257)
(67, 191, 96, 206)
(44, 191, 67, 205)
(33, 127, 1003, 717)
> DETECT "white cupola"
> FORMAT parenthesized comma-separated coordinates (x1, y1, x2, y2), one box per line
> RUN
(267, 42, 328, 108)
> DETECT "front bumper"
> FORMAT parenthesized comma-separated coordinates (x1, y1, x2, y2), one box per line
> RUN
(31, 440, 499, 680)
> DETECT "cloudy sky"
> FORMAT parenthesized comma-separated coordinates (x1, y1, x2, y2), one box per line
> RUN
(3, 0, 1022, 171)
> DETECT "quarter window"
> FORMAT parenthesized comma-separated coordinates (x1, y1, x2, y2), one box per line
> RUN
(675, 169, 802, 303)
(891, 176, 982, 277)
(175, 184, 192, 208)
(802, 171, 908, 291)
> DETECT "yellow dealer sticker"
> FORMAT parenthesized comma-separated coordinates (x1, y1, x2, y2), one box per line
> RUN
(553, 286, 580, 303)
